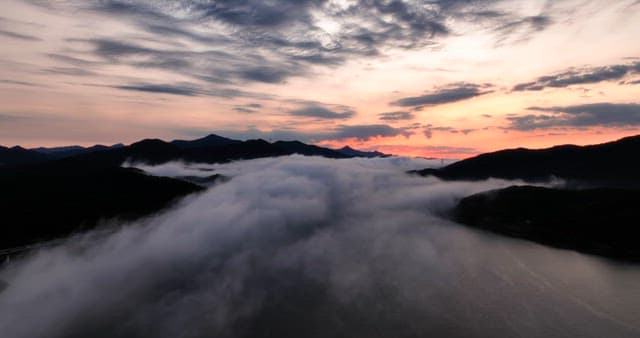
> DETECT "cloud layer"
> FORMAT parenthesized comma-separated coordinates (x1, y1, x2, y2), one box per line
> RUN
(1, 156, 640, 338)
(391, 83, 493, 107)
(513, 61, 640, 91)
(508, 103, 640, 130)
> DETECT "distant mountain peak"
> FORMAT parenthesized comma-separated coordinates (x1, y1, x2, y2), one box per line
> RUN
(130, 138, 169, 147)
(337, 145, 388, 158)
(170, 133, 240, 149)
(413, 133, 640, 186)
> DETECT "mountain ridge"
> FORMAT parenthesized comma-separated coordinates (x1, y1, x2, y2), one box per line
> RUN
(413, 134, 640, 187)
(1, 134, 389, 167)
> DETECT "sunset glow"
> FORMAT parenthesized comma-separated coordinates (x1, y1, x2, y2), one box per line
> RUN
(1, 0, 639, 157)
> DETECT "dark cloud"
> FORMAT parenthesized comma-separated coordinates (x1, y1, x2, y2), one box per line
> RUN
(391, 83, 493, 107)
(46, 53, 97, 67)
(194, 123, 412, 143)
(494, 15, 552, 44)
(513, 61, 640, 91)
(233, 103, 263, 113)
(43, 67, 97, 77)
(289, 106, 355, 119)
(334, 124, 412, 141)
(0, 79, 40, 87)
(378, 111, 415, 121)
(0, 29, 41, 41)
(0, 113, 25, 122)
(232, 107, 255, 113)
(423, 128, 433, 139)
(112, 83, 266, 98)
(423, 124, 476, 138)
(421, 145, 478, 155)
(34, 0, 553, 88)
(239, 67, 292, 84)
(507, 103, 640, 130)
(193, 0, 317, 28)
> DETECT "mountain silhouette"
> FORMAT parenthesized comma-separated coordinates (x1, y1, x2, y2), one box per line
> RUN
(453, 185, 640, 262)
(0, 165, 203, 251)
(274, 140, 350, 158)
(0, 145, 49, 166)
(337, 146, 388, 158)
(413, 134, 640, 187)
(1, 134, 386, 169)
(0, 134, 387, 254)
(31, 144, 125, 159)
(170, 134, 241, 149)
(411, 134, 640, 262)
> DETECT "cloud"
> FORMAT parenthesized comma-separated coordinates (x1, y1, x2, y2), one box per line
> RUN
(0, 79, 41, 87)
(30, 0, 553, 89)
(112, 82, 268, 99)
(238, 66, 294, 84)
(232, 104, 264, 113)
(8, 156, 628, 338)
(289, 106, 355, 119)
(378, 111, 415, 121)
(0, 29, 41, 41)
(233, 107, 256, 113)
(424, 128, 433, 139)
(493, 15, 552, 44)
(391, 83, 493, 107)
(423, 124, 477, 138)
(513, 61, 640, 91)
(196, 123, 412, 143)
(114, 84, 199, 96)
(43, 67, 97, 77)
(334, 124, 412, 140)
(507, 103, 640, 130)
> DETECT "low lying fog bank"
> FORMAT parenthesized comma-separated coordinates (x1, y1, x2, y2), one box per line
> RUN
(1, 156, 639, 338)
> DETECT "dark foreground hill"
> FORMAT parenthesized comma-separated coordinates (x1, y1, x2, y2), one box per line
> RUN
(453, 186, 640, 262)
(413, 134, 640, 262)
(414, 134, 640, 187)
(0, 146, 49, 166)
(0, 165, 203, 251)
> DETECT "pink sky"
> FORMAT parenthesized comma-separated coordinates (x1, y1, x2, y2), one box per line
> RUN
(1, 0, 640, 158)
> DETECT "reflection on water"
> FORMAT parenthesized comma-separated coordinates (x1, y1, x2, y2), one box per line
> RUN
(419, 221, 640, 337)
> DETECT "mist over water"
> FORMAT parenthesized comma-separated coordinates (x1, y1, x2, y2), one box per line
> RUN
(1, 156, 639, 338)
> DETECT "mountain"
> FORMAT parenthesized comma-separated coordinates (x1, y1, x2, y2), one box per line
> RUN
(274, 141, 350, 158)
(413, 135, 640, 187)
(170, 134, 241, 149)
(0, 164, 203, 251)
(0, 143, 126, 167)
(3, 134, 388, 169)
(408, 134, 640, 262)
(0, 145, 49, 166)
(337, 146, 388, 158)
(0, 134, 392, 253)
(31, 145, 85, 154)
(30, 143, 124, 159)
(453, 186, 640, 262)
(49, 137, 383, 168)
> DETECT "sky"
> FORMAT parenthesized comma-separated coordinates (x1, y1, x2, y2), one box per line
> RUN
(0, 0, 639, 158)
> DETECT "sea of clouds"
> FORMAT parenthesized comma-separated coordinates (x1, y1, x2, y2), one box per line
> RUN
(1, 155, 639, 338)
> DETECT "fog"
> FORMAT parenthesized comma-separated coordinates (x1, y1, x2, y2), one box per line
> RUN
(1, 156, 639, 338)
